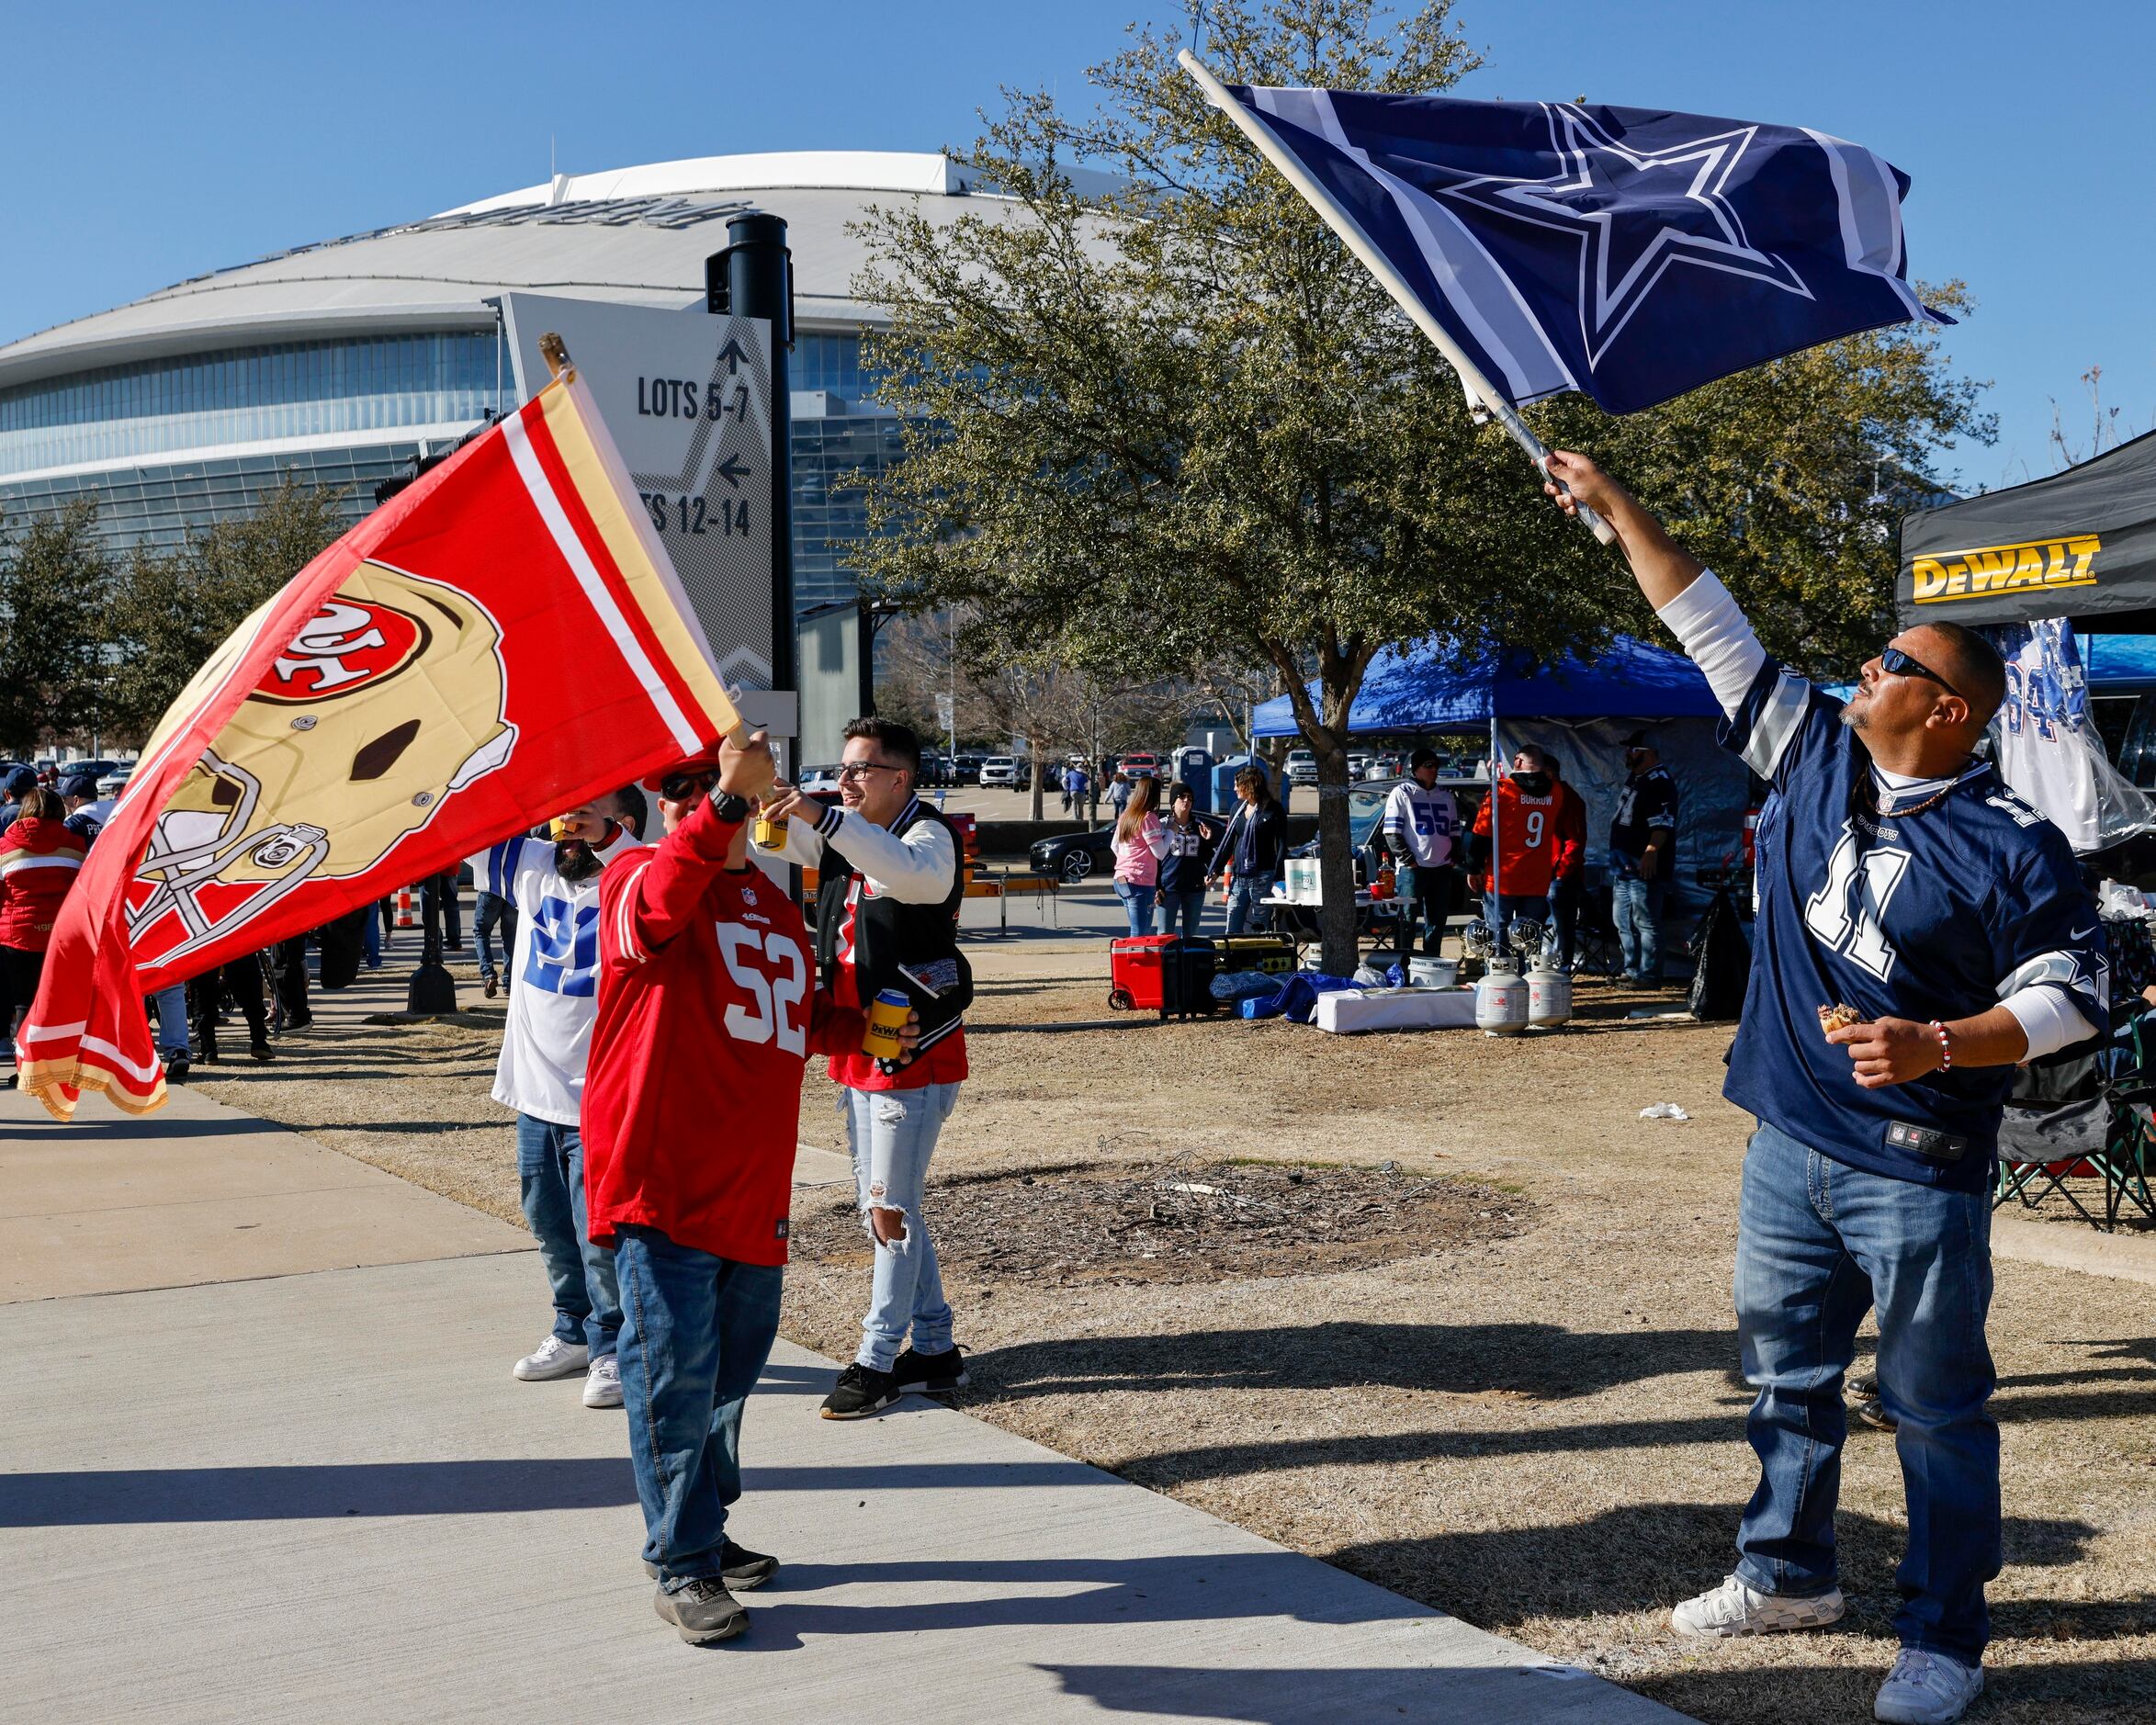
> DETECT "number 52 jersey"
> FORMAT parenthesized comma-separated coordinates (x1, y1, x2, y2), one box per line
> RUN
(581, 799, 867, 1266)
(1725, 659, 2106, 1192)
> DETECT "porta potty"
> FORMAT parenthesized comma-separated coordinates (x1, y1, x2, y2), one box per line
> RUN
(1172, 747, 1214, 809)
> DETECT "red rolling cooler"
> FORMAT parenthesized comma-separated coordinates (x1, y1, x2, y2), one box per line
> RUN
(1109, 935, 1216, 1018)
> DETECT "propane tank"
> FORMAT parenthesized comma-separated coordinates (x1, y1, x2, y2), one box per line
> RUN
(1526, 953, 1572, 1028)
(1475, 954, 1530, 1036)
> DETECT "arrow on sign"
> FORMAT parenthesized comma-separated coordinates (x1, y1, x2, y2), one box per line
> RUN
(717, 338, 751, 377)
(716, 454, 751, 488)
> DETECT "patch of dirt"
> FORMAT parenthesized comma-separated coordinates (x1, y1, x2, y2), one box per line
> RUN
(790, 1157, 1529, 1287)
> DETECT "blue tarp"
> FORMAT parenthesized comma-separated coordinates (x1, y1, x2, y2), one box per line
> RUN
(2087, 636, 2156, 688)
(1250, 634, 1721, 737)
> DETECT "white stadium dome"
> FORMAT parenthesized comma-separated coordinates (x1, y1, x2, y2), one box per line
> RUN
(0, 151, 1087, 613)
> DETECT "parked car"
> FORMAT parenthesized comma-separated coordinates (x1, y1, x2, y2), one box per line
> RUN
(952, 752, 988, 785)
(1117, 751, 1164, 780)
(979, 755, 1029, 789)
(96, 768, 134, 798)
(1284, 749, 1318, 785)
(1030, 809, 1230, 885)
(796, 763, 842, 793)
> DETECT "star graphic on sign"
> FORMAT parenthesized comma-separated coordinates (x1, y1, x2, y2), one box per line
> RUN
(1434, 104, 1813, 366)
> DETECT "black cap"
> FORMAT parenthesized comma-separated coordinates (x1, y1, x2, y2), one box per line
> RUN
(1623, 730, 1653, 750)
(61, 772, 101, 799)
(1409, 748, 1440, 771)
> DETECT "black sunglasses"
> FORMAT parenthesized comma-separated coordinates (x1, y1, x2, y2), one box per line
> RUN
(659, 771, 719, 802)
(1879, 645, 1961, 700)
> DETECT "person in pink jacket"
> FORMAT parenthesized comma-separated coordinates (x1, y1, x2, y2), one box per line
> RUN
(1110, 774, 1166, 937)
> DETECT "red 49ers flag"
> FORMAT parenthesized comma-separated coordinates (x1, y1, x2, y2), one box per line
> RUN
(21, 368, 741, 1121)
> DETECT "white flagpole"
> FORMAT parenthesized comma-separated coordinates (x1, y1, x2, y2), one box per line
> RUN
(1178, 49, 1616, 547)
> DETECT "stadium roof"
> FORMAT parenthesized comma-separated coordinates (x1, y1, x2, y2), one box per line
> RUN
(0, 152, 1101, 391)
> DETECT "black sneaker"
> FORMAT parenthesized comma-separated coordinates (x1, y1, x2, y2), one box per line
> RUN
(164, 1056, 191, 1084)
(652, 1575, 747, 1644)
(644, 1540, 778, 1590)
(819, 1362, 898, 1420)
(483, 974, 499, 999)
(248, 1040, 275, 1063)
(892, 1345, 969, 1395)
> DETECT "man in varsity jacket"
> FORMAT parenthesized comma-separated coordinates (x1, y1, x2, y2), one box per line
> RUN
(1545, 450, 2105, 1725)
(582, 728, 914, 1646)
(760, 716, 973, 1421)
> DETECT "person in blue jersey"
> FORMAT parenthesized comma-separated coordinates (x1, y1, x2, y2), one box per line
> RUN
(1546, 451, 2105, 1725)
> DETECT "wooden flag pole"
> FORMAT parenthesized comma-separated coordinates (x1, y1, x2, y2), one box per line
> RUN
(1178, 49, 1616, 547)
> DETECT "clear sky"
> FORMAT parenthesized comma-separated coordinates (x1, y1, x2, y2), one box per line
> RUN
(5, 1, 2148, 490)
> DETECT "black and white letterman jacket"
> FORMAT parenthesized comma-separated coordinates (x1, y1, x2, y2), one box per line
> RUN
(764, 795, 973, 1052)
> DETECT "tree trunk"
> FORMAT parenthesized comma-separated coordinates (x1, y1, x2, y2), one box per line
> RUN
(1312, 729, 1360, 976)
(1028, 738, 1045, 820)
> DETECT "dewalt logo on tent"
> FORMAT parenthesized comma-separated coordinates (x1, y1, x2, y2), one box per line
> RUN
(1910, 535, 2101, 604)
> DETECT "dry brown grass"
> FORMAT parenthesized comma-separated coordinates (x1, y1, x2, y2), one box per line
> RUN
(197, 948, 2156, 1722)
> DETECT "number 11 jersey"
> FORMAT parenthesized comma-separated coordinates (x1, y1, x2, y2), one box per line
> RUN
(1724, 659, 2106, 1191)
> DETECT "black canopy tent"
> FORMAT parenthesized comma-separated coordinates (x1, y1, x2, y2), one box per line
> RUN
(1898, 429, 2156, 634)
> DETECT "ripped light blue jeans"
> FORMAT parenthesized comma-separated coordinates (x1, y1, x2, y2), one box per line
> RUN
(842, 1081, 961, 1372)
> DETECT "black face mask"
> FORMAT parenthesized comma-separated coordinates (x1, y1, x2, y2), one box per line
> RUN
(1512, 772, 1551, 796)
(555, 837, 602, 883)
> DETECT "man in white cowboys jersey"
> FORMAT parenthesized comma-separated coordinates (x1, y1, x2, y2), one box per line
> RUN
(1546, 451, 2105, 1725)
(472, 795, 644, 1411)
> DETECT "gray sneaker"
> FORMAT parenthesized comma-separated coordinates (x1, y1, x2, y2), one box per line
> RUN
(653, 1576, 747, 1645)
(644, 1541, 779, 1591)
(1672, 1573, 1846, 1637)
(1874, 1649, 1983, 1723)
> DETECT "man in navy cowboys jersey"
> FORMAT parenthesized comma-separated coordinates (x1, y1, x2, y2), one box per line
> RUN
(1546, 451, 2105, 1725)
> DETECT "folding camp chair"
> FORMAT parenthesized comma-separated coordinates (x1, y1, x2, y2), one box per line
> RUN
(1995, 1016, 2156, 1231)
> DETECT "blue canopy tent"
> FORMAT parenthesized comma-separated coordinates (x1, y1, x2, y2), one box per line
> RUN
(1252, 633, 1749, 888)
(1249, 634, 1722, 735)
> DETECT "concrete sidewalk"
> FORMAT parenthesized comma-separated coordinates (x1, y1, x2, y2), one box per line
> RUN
(0, 1250, 1680, 1724)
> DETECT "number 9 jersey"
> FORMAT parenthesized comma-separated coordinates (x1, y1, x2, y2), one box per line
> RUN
(581, 795, 867, 1266)
(1722, 655, 2107, 1192)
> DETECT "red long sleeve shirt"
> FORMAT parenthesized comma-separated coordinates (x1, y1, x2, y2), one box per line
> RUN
(0, 817, 85, 952)
(582, 797, 864, 1266)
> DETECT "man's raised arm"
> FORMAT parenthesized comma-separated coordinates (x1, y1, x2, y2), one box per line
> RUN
(1543, 449, 1764, 723)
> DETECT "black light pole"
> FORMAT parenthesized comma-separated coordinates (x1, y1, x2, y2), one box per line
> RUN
(705, 213, 796, 695)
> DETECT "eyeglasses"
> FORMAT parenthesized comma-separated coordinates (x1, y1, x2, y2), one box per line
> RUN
(835, 762, 902, 784)
(659, 771, 719, 802)
(1879, 645, 1961, 699)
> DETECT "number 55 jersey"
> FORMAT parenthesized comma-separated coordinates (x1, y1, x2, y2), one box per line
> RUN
(582, 796, 868, 1265)
(1722, 653, 2106, 1192)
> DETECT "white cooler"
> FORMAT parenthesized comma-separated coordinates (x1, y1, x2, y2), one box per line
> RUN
(1314, 987, 1478, 1034)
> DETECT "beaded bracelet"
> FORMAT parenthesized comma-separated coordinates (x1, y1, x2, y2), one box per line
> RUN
(1927, 1019, 1953, 1070)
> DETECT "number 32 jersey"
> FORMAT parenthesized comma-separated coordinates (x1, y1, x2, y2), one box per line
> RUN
(1726, 659, 2106, 1191)
(582, 799, 866, 1266)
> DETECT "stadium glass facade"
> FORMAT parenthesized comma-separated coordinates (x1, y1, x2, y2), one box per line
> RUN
(0, 327, 908, 615)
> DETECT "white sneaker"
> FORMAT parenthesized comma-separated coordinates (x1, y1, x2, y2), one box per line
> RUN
(582, 1355, 624, 1408)
(513, 1336, 589, 1381)
(1672, 1573, 1846, 1637)
(1874, 1650, 1983, 1724)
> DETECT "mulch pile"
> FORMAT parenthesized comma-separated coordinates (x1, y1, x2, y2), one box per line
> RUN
(788, 1156, 1530, 1286)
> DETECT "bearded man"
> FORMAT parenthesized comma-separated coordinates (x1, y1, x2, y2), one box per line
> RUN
(470, 795, 643, 1409)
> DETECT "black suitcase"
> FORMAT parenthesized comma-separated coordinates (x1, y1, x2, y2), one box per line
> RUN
(1160, 936, 1218, 1020)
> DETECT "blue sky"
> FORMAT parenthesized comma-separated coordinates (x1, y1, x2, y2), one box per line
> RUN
(5, 1, 2147, 490)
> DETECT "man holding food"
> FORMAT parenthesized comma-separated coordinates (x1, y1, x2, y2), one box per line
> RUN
(1544, 451, 2105, 1725)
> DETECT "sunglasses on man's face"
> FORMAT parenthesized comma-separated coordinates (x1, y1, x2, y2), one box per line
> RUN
(1879, 645, 1961, 700)
(659, 771, 719, 803)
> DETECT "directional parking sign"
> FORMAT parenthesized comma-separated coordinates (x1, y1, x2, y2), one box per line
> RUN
(502, 292, 779, 708)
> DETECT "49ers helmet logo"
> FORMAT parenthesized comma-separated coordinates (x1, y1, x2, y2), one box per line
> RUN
(253, 599, 428, 704)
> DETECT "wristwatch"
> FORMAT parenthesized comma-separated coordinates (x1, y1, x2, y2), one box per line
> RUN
(712, 792, 751, 824)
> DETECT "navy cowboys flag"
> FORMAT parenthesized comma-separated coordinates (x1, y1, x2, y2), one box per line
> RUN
(1211, 83, 1947, 415)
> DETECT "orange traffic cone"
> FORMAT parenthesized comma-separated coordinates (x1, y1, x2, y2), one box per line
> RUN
(395, 888, 415, 929)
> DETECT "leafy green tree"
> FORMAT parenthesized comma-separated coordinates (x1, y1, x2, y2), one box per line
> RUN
(848, 0, 1989, 969)
(104, 475, 348, 742)
(0, 500, 114, 754)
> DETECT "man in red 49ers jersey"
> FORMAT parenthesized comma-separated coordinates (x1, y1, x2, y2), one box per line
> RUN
(1469, 745, 1563, 952)
(581, 728, 919, 1647)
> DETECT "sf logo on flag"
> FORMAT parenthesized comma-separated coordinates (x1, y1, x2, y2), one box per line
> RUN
(127, 565, 518, 968)
(1433, 106, 1812, 364)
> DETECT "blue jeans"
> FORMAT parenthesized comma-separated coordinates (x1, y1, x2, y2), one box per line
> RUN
(1225, 871, 1276, 935)
(1113, 882, 1154, 938)
(614, 1226, 784, 1584)
(843, 1082, 960, 1372)
(1394, 863, 1454, 956)
(474, 891, 516, 982)
(1155, 888, 1205, 939)
(514, 1113, 621, 1358)
(363, 905, 382, 968)
(1612, 873, 1665, 981)
(149, 985, 190, 1058)
(1733, 1121, 1999, 1661)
